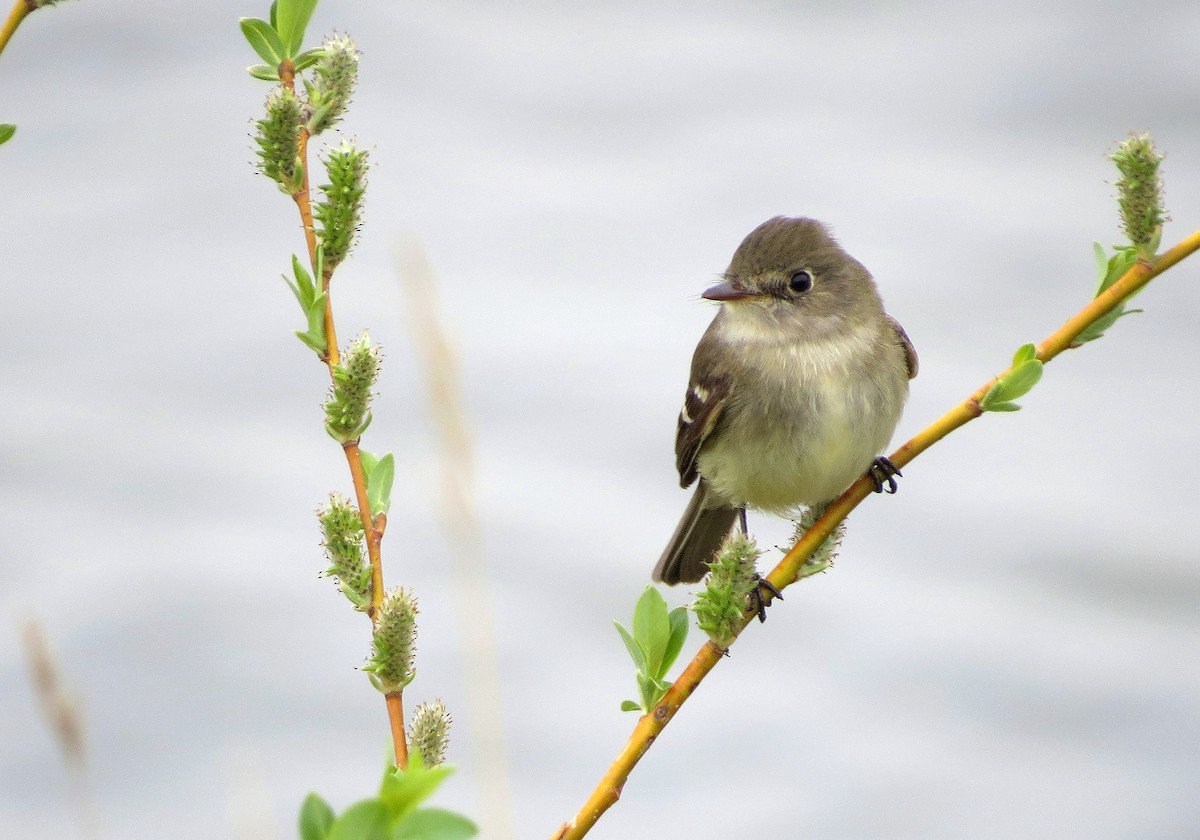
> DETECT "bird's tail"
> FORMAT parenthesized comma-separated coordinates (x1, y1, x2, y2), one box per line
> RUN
(653, 481, 740, 585)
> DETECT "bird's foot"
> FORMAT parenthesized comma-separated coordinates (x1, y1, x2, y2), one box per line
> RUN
(749, 574, 783, 623)
(867, 456, 902, 494)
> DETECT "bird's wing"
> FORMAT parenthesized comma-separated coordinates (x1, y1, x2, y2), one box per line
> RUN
(887, 314, 919, 380)
(675, 371, 731, 488)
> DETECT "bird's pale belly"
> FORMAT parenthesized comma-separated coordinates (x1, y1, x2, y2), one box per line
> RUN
(697, 372, 902, 512)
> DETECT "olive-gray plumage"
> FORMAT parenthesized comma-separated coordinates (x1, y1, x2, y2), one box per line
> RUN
(654, 216, 917, 585)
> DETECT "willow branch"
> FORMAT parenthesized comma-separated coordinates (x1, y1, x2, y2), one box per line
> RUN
(278, 56, 405, 766)
(553, 226, 1200, 840)
(0, 0, 33, 58)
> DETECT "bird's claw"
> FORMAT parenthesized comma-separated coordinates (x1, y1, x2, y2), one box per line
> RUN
(868, 456, 902, 494)
(749, 574, 783, 623)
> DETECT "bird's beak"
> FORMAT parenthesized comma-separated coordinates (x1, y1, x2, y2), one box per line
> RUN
(702, 280, 760, 301)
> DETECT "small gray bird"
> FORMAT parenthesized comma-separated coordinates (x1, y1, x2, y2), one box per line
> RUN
(653, 216, 918, 585)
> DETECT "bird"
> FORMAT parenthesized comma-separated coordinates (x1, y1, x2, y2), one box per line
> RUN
(653, 216, 918, 585)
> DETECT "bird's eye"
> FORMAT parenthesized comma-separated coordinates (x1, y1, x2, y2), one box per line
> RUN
(789, 270, 813, 293)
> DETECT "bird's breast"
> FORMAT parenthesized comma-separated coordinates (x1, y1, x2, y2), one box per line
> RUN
(697, 326, 907, 511)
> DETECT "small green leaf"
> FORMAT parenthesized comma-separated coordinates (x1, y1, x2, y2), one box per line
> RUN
(360, 449, 379, 475)
(393, 808, 478, 840)
(632, 587, 670, 677)
(638, 674, 671, 712)
(1077, 243, 1144, 344)
(981, 355, 1043, 412)
(1092, 241, 1108, 283)
(1100, 247, 1138, 295)
(367, 452, 395, 516)
(275, 0, 319, 56)
(292, 253, 315, 292)
(620, 700, 642, 713)
(0, 123, 15, 145)
(1076, 305, 1142, 344)
(299, 793, 335, 840)
(661, 606, 689, 680)
(1011, 343, 1037, 367)
(283, 261, 311, 310)
(247, 64, 281, 81)
(612, 621, 647, 674)
(240, 17, 285, 66)
(295, 47, 325, 72)
(1001, 359, 1044, 401)
(296, 330, 326, 354)
(378, 757, 455, 825)
(299, 291, 328, 354)
(636, 672, 657, 712)
(269, 0, 278, 29)
(327, 799, 390, 840)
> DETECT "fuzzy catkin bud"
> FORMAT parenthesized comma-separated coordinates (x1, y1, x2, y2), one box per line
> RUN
(1111, 133, 1166, 253)
(254, 87, 304, 193)
(692, 533, 761, 647)
(324, 333, 381, 443)
(314, 141, 368, 269)
(317, 493, 371, 610)
(790, 505, 845, 578)
(306, 33, 360, 135)
(366, 587, 418, 693)
(408, 700, 452, 767)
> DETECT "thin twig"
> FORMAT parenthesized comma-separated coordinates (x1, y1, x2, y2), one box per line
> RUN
(0, 0, 34, 57)
(278, 56, 406, 767)
(554, 227, 1200, 840)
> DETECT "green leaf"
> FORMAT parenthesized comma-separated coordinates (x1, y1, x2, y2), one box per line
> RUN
(636, 672, 657, 711)
(292, 253, 316, 294)
(378, 757, 455, 825)
(298, 290, 328, 354)
(1103, 247, 1138, 292)
(360, 449, 379, 475)
(1001, 359, 1044, 401)
(299, 793, 336, 840)
(1092, 241, 1108, 284)
(284, 258, 312, 310)
(393, 808, 478, 840)
(661, 606, 689, 680)
(0, 123, 15, 145)
(981, 355, 1043, 412)
(296, 330, 326, 354)
(1076, 305, 1142, 344)
(637, 674, 671, 712)
(248, 64, 281, 81)
(1077, 243, 1144, 344)
(1011, 343, 1037, 367)
(612, 621, 647, 674)
(619, 700, 642, 713)
(269, 0, 278, 29)
(632, 586, 670, 678)
(295, 47, 325, 72)
(367, 452, 395, 516)
(275, 0, 319, 57)
(327, 800, 390, 840)
(240, 17, 285, 66)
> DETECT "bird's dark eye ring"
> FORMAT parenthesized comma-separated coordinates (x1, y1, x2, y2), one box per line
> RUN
(789, 270, 813, 293)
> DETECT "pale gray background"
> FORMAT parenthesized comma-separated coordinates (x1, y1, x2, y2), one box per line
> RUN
(3, 2, 1199, 839)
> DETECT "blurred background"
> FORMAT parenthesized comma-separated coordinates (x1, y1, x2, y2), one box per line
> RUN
(3, 1, 1199, 838)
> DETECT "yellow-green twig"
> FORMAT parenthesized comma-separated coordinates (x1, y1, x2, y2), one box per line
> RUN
(553, 226, 1200, 840)
(0, 0, 33, 58)
(277, 55, 406, 767)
